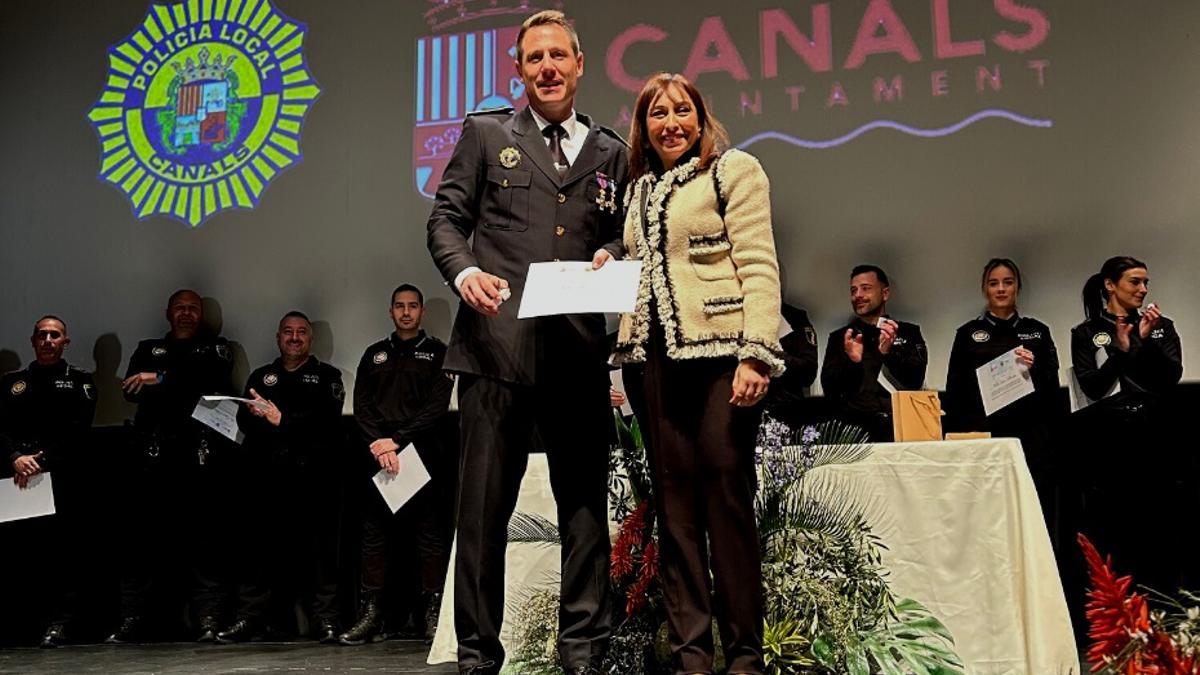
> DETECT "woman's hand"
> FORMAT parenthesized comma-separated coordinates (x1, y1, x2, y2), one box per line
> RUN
(1014, 347, 1034, 368)
(730, 358, 770, 407)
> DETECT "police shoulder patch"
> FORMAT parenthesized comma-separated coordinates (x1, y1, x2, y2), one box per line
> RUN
(373, 351, 388, 365)
(10, 380, 27, 396)
(215, 344, 231, 361)
(804, 327, 817, 346)
(332, 381, 345, 402)
(1093, 333, 1111, 347)
(971, 330, 990, 343)
(263, 373, 279, 386)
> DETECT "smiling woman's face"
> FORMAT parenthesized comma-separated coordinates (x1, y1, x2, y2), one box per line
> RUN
(646, 83, 700, 170)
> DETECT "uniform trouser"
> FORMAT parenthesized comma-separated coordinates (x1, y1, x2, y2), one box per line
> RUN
(454, 372, 612, 671)
(232, 464, 341, 627)
(624, 348, 765, 675)
(115, 458, 226, 627)
(360, 447, 454, 596)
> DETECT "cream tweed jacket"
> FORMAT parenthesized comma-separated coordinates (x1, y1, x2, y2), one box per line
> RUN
(613, 149, 785, 375)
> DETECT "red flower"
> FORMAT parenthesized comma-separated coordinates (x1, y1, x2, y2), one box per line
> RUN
(1078, 533, 1151, 671)
(611, 502, 649, 582)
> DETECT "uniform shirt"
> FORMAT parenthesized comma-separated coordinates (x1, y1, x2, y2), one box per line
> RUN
(944, 313, 1059, 434)
(0, 360, 96, 474)
(237, 356, 345, 470)
(765, 304, 818, 417)
(821, 317, 927, 416)
(1071, 310, 1182, 403)
(354, 331, 453, 449)
(124, 333, 234, 434)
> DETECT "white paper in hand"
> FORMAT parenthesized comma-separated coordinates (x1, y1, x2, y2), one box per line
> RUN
(0, 473, 55, 523)
(975, 348, 1036, 416)
(191, 398, 245, 444)
(372, 444, 431, 514)
(517, 260, 642, 318)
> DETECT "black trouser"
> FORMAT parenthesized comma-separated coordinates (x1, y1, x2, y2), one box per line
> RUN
(230, 462, 341, 629)
(838, 408, 894, 442)
(624, 343, 765, 675)
(454, 371, 612, 671)
(115, 437, 227, 630)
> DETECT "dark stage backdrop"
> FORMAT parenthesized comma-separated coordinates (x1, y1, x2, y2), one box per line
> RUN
(3, 0, 1198, 424)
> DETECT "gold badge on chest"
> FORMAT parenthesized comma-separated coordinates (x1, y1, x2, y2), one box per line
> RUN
(499, 147, 521, 169)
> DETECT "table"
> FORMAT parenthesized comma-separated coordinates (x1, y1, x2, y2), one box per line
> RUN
(430, 438, 1080, 674)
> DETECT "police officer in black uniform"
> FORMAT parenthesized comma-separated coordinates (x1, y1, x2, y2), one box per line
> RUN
(1070, 256, 1184, 593)
(821, 265, 927, 441)
(944, 259, 1060, 517)
(340, 284, 453, 646)
(425, 10, 628, 673)
(215, 311, 345, 644)
(1, 316, 96, 647)
(108, 289, 234, 643)
(764, 302, 819, 426)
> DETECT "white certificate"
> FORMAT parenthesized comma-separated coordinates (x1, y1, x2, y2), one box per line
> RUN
(975, 348, 1036, 416)
(517, 260, 642, 318)
(0, 472, 55, 523)
(609, 369, 634, 417)
(191, 398, 245, 445)
(372, 444, 432, 514)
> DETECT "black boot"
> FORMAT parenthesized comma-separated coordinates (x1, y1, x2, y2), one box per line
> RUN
(338, 594, 385, 646)
(422, 591, 443, 643)
(315, 618, 338, 644)
(216, 618, 262, 644)
(40, 624, 67, 649)
(105, 616, 143, 644)
(196, 615, 220, 643)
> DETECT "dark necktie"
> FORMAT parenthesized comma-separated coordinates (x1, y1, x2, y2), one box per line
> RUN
(543, 123, 569, 178)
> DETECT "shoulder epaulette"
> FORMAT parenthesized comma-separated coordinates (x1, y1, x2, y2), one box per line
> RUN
(596, 125, 630, 147)
(466, 106, 514, 117)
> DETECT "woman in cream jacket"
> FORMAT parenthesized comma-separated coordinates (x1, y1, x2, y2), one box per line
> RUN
(613, 72, 783, 675)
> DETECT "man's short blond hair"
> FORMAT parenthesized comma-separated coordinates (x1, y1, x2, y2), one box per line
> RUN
(516, 10, 580, 62)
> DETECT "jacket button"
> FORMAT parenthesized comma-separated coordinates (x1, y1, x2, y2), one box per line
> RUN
(555, 225, 565, 236)
(501, 178, 509, 188)
(557, 193, 566, 204)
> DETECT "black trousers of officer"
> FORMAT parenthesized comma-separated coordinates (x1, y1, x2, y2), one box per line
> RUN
(115, 451, 226, 629)
(230, 461, 341, 629)
(454, 361, 612, 669)
(358, 438, 454, 630)
(624, 327, 765, 675)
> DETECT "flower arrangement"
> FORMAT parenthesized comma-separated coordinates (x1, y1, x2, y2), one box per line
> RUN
(505, 412, 964, 674)
(1077, 533, 1199, 673)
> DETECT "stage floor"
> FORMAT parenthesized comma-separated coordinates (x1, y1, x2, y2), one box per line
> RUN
(0, 639, 456, 674)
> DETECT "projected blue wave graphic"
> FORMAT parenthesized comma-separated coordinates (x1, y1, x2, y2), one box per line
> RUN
(735, 109, 1053, 151)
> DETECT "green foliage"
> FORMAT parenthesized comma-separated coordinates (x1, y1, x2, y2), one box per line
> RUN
(504, 588, 561, 675)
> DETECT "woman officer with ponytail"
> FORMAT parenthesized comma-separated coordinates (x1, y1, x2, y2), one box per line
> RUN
(1070, 255, 1183, 593)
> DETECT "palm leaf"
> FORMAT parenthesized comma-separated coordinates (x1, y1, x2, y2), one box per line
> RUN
(507, 512, 560, 546)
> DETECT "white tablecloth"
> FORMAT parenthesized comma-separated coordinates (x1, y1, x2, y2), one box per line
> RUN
(430, 438, 1079, 674)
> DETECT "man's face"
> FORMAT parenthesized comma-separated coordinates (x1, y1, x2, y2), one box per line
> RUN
(276, 316, 312, 360)
(516, 24, 583, 118)
(31, 319, 69, 365)
(391, 291, 424, 333)
(167, 292, 203, 338)
(850, 272, 889, 319)
(1106, 267, 1150, 312)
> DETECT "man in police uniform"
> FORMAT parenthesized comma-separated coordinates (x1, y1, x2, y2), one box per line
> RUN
(1, 316, 96, 647)
(108, 289, 235, 643)
(425, 10, 628, 674)
(821, 265, 927, 441)
(214, 311, 345, 644)
(340, 284, 453, 646)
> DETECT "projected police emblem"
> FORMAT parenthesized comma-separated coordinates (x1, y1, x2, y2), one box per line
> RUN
(86, 0, 321, 227)
(413, 2, 532, 198)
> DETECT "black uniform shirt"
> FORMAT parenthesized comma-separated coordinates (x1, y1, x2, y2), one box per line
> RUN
(944, 313, 1059, 433)
(124, 333, 234, 433)
(821, 316, 927, 416)
(1071, 310, 1182, 403)
(766, 304, 819, 416)
(354, 331, 452, 448)
(0, 360, 96, 474)
(238, 356, 344, 469)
